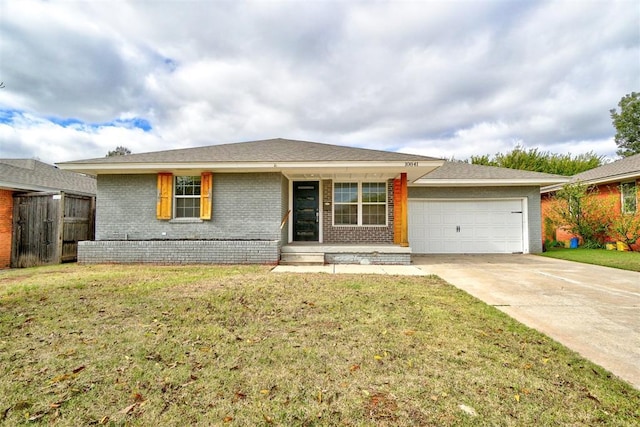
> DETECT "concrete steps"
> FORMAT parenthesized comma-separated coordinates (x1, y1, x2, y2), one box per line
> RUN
(279, 252, 325, 265)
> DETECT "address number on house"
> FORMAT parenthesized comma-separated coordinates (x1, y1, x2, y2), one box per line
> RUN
(405, 161, 419, 167)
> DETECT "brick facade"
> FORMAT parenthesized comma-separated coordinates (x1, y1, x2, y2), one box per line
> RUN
(84, 172, 286, 264)
(78, 240, 279, 264)
(541, 180, 640, 250)
(321, 179, 395, 244)
(0, 189, 13, 268)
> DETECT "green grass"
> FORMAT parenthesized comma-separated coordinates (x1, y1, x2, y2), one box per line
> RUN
(540, 247, 640, 272)
(1, 264, 638, 426)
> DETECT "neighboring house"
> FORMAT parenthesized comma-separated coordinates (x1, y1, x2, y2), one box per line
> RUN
(0, 159, 97, 268)
(57, 138, 565, 265)
(541, 153, 640, 249)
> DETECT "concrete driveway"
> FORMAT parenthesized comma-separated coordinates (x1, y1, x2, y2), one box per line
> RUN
(413, 254, 640, 389)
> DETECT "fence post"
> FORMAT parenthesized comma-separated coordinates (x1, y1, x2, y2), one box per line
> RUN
(56, 191, 65, 264)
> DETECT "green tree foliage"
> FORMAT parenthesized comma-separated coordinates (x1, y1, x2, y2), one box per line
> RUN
(547, 182, 614, 248)
(106, 146, 132, 157)
(610, 92, 640, 157)
(470, 146, 604, 176)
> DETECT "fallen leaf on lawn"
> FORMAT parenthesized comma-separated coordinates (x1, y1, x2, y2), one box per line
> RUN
(50, 373, 75, 384)
(458, 404, 477, 416)
(119, 403, 138, 415)
(260, 389, 270, 395)
(58, 349, 77, 357)
(132, 393, 144, 403)
(99, 416, 109, 424)
(430, 395, 438, 402)
(543, 358, 550, 364)
(72, 365, 86, 374)
(403, 330, 416, 336)
(234, 391, 246, 401)
(27, 412, 46, 421)
(223, 416, 233, 422)
(349, 364, 360, 372)
(514, 394, 520, 403)
(374, 355, 383, 360)
(263, 414, 274, 424)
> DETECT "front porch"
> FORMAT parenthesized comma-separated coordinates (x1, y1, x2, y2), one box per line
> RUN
(280, 243, 412, 265)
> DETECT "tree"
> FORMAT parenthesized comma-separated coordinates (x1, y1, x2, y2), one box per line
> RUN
(470, 145, 604, 176)
(106, 146, 132, 157)
(546, 182, 615, 248)
(610, 92, 640, 157)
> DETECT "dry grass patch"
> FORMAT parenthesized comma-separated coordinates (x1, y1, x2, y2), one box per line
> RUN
(0, 264, 638, 426)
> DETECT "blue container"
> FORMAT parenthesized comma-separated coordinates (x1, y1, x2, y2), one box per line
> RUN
(570, 237, 579, 249)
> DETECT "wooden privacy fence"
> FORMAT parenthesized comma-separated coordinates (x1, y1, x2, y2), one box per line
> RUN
(11, 192, 95, 267)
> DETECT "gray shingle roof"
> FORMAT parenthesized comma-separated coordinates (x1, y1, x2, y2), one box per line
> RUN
(571, 153, 640, 183)
(541, 154, 640, 192)
(0, 159, 97, 195)
(416, 161, 567, 182)
(60, 138, 440, 164)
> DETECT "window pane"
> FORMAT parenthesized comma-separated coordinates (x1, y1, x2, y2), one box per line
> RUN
(362, 204, 386, 225)
(362, 182, 386, 203)
(175, 197, 200, 218)
(622, 183, 637, 213)
(175, 176, 201, 196)
(334, 204, 358, 225)
(334, 183, 358, 203)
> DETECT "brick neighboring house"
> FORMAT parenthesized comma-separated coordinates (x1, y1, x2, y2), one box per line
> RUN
(0, 159, 96, 268)
(541, 153, 640, 250)
(58, 138, 565, 265)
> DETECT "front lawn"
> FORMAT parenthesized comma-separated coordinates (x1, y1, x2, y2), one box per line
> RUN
(540, 247, 640, 272)
(1, 264, 637, 426)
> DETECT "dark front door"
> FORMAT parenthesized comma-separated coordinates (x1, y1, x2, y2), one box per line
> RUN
(293, 181, 319, 241)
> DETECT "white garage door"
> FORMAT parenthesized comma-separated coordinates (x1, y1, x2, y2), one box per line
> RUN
(408, 199, 526, 254)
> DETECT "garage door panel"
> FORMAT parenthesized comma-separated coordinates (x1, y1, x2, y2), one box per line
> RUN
(409, 199, 525, 254)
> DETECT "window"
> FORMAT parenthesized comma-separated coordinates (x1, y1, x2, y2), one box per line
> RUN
(621, 182, 637, 214)
(334, 182, 387, 226)
(175, 176, 201, 218)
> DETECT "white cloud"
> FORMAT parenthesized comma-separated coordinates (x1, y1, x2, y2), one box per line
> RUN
(0, 0, 637, 164)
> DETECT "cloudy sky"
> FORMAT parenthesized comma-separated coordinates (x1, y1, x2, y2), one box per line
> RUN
(0, 0, 638, 165)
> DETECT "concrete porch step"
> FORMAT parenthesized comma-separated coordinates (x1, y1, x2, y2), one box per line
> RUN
(279, 252, 325, 265)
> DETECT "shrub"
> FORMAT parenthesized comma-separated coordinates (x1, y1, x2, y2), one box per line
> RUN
(546, 182, 615, 247)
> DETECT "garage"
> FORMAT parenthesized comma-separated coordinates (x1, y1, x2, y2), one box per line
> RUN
(408, 199, 526, 254)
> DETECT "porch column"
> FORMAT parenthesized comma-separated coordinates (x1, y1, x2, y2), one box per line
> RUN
(393, 172, 409, 247)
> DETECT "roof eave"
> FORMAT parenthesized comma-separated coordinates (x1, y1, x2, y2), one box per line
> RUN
(541, 172, 640, 193)
(412, 178, 569, 187)
(57, 160, 445, 181)
(0, 180, 95, 196)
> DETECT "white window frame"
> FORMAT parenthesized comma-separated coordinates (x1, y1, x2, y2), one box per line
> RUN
(621, 181, 637, 214)
(333, 181, 387, 226)
(174, 175, 201, 218)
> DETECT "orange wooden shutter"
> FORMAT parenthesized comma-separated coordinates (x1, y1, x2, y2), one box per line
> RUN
(200, 172, 213, 220)
(156, 173, 173, 220)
